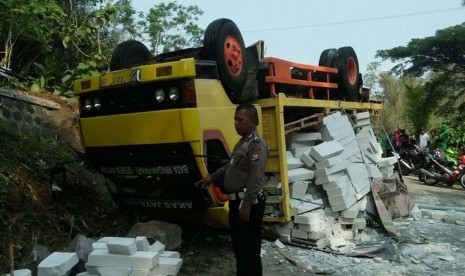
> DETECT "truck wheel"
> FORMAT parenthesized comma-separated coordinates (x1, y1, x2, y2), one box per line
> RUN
(334, 47, 361, 101)
(110, 40, 153, 71)
(459, 174, 465, 189)
(203, 18, 249, 103)
(318, 48, 337, 67)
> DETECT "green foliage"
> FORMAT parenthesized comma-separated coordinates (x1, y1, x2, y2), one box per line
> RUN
(376, 23, 465, 76)
(145, 1, 204, 54)
(0, 0, 205, 96)
(364, 61, 381, 96)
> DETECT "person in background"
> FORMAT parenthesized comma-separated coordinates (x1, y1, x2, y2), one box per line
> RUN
(419, 128, 430, 149)
(438, 123, 450, 150)
(197, 103, 268, 276)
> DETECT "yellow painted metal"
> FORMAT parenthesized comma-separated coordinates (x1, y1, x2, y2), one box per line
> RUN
(74, 58, 196, 95)
(79, 109, 200, 147)
(203, 204, 230, 228)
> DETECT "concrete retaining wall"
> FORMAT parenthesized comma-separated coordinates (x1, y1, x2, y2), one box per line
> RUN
(0, 88, 83, 152)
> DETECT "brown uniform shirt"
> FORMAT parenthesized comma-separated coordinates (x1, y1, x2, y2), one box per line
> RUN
(211, 131, 268, 207)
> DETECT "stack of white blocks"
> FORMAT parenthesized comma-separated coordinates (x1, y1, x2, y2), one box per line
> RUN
(271, 111, 397, 251)
(77, 236, 182, 276)
(35, 236, 182, 276)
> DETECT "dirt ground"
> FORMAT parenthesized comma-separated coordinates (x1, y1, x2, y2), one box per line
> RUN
(179, 175, 465, 276)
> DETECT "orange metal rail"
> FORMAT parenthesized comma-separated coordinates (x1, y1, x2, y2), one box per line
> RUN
(264, 57, 339, 99)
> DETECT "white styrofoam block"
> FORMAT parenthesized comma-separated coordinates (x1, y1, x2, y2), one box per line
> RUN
(300, 150, 316, 168)
(310, 141, 344, 162)
(363, 151, 379, 164)
(294, 209, 324, 225)
(327, 187, 357, 206)
(6, 270, 31, 276)
(148, 241, 166, 253)
(97, 266, 149, 276)
(314, 160, 350, 178)
(301, 194, 324, 205)
(325, 181, 352, 198)
(152, 257, 183, 276)
(85, 264, 99, 275)
(92, 242, 108, 251)
(355, 184, 371, 200)
(331, 194, 358, 212)
(107, 238, 137, 255)
(332, 223, 343, 236)
(287, 154, 304, 170)
(341, 202, 360, 218)
(322, 175, 350, 190)
(291, 132, 322, 142)
(337, 133, 357, 146)
(291, 146, 313, 160)
(290, 140, 315, 150)
(135, 236, 150, 252)
(315, 171, 346, 185)
(160, 251, 181, 259)
(97, 236, 133, 243)
(291, 181, 309, 199)
(357, 196, 368, 212)
(38, 252, 78, 276)
(274, 239, 286, 249)
(288, 168, 315, 182)
(315, 153, 343, 170)
(76, 272, 96, 276)
(377, 157, 398, 167)
(329, 236, 347, 247)
(343, 143, 362, 160)
(356, 112, 370, 120)
(291, 228, 309, 239)
(290, 199, 322, 215)
(347, 163, 369, 183)
(356, 118, 371, 127)
(298, 222, 322, 232)
(338, 216, 356, 225)
(308, 231, 326, 240)
(87, 249, 159, 269)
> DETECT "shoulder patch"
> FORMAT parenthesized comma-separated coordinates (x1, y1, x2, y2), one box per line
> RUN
(252, 134, 260, 143)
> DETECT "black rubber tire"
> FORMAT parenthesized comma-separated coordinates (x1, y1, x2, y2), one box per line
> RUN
(203, 18, 249, 103)
(110, 40, 153, 71)
(333, 46, 361, 101)
(423, 174, 439, 186)
(318, 48, 337, 68)
(459, 174, 465, 189)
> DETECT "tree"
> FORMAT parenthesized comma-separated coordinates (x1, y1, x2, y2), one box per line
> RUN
(363, 61, 381, 96)
(0, 0, 65, 70)
(144, 1, 204, 54)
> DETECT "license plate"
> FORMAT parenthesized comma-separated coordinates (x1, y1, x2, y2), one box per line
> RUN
(100, 70, 134, 87)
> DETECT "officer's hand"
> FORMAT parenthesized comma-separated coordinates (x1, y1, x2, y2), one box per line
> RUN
(239, 204, 251, 222)
(195, 174, 212, 189)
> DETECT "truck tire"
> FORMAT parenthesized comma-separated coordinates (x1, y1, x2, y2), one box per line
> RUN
(333, 47, 361, 101)
(110, 40, 153, 71)
(203, 18, 249, 103)
(318, 48, 337, 67)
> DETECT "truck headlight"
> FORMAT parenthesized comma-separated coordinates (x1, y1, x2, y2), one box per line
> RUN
(93, 97, 101, 110)
(84, 99, 92, 111)
(168, 87, 179, 101)
(155, 89, 165, 102)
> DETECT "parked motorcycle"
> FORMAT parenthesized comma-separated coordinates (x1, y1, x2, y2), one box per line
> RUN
(419, 149, 465, 189)
(393, 147, 429, 180)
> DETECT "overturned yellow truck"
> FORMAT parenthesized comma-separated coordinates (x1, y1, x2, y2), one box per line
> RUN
(74, 18, 382, 228)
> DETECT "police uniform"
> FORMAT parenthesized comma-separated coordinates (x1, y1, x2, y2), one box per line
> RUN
(211, 130, 268, 276)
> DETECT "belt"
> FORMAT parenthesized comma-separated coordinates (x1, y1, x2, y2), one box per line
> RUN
(228, 191, 245, 201)
(228, 190, 263, 205)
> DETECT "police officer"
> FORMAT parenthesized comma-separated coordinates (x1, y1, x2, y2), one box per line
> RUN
(198, 103, 268, 276)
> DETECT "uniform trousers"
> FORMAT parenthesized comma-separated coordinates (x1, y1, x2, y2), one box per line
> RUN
(228, 198, 266, 276)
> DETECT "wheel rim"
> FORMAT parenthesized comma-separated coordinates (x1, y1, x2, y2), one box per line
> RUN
(346, 56, 357, 85)
(224, 35, 243, 76)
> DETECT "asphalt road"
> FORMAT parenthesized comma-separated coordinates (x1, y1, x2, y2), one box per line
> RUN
(403, 174, 465, 208)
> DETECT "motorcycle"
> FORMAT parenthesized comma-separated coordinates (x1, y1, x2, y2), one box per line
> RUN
(393, 147, 429, 179)
(419, 149, 465, 189)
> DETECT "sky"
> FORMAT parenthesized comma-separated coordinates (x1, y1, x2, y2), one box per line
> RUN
(132, 0, 465, 74)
